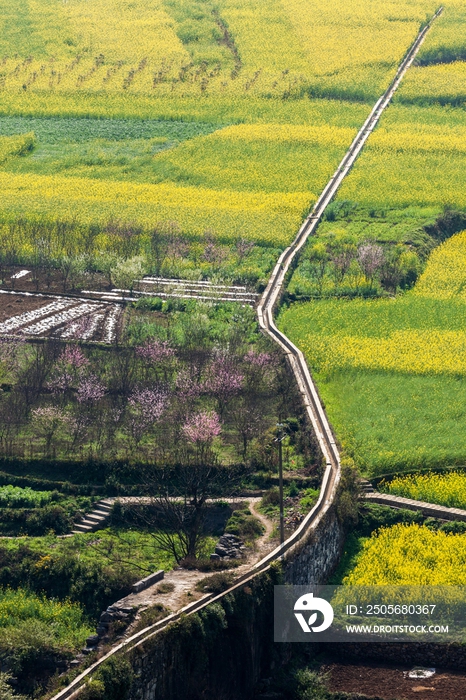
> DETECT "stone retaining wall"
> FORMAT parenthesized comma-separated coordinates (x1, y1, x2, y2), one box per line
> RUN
(126, 507, 344, 700)
(284, 508, 344, 585)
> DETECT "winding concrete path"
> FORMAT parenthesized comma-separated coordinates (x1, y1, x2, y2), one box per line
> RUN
(50, 9, 444, 699)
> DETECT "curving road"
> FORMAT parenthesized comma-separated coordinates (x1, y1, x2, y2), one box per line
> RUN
(50, 8, 443, 699)
(255, 4, 444, 564)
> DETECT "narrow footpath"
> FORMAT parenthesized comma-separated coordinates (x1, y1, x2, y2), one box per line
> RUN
(50, 9, 445, 699)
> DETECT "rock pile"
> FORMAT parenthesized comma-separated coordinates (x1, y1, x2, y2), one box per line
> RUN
(80, 603, 134, 654)
(210, 533, 246, 560)
(96, 603, 133, 638)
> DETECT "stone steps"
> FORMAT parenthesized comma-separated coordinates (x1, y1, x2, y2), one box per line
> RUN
(359, 478, 375, 494)
(71, 499, 114, 535)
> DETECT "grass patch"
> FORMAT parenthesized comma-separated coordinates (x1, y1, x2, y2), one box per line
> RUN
(224, 507, 264, 543)
(313, 369, 466, 476)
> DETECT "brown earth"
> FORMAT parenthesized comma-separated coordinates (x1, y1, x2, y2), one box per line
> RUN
(325, 661, 466, 699)
(2, 265, 110, 295)
(0, 293, 50, 322)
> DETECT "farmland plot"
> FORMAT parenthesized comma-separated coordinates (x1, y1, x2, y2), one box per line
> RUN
(0, 0, 442, 266)
(0, 291, 122, 343)
(280, 230, 466, 475)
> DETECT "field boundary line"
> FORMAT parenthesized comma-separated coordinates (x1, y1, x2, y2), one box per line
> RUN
(365, 491, 466, 521)
(256, 3, 444, 556)
(49, 8, 443, 699)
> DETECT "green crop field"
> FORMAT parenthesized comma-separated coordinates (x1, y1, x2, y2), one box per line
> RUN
(0, 0, 442, 281)
(281, 1, 466, 477)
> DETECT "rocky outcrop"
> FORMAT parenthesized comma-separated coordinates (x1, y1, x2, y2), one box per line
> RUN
(210, 533, 246, 560)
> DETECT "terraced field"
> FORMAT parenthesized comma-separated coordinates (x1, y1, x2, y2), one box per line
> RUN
(0, 0, 442, 286)
(280, 1, 466, 477)
(4, 1, 466, 694)
(281, 231, 466, 474)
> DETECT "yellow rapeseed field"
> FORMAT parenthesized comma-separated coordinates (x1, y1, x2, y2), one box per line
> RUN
(383, 471, 466, 509)
(397, 1, 466, 103)
(299, 329, 466, 377)
(0, 170, 310, 246)
(0, 0, 441, 102)
(414, 230, 466, 299)
(281, 230, 466, 377)
(283, 0, 437, 80)
(338, 113, 466, 209)
(345, 524, 466, 586)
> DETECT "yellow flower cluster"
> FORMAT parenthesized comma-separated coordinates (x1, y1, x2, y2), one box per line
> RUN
(383, 471, 466, 509)
(345, 524, 466, 586)
(301, 329, 466, 377)
(370, 124, 466, 154)
(0, 132, 35, 163)
(414, 230, 466, 299)
(0, 586, 86, 630)
(0, 171, 309, 246)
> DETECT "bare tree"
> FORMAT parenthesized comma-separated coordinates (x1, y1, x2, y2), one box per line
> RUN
(134, 461, 247, 563)
(357, 242, 384, 287)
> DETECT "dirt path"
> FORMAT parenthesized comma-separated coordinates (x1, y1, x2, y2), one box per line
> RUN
(249, 500, 276, 558)
(117, 498, 277, 618)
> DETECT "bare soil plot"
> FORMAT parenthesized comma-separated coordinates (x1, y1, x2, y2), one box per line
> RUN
(0, 293, 47, 322)
(0, 291, 123, 343)
(325, 661, 466, 700)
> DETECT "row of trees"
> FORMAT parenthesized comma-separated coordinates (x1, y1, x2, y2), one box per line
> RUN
(0, 331, 300, 467)
(298, 238, 421, 297)
(0, 217, 261, 291)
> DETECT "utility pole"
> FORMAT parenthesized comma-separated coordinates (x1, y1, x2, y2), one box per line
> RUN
(276, 423, 285, 546)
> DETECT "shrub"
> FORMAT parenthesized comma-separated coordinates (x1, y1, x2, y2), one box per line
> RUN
(132, 603, 167, 633)
(294, 668, 329, 700)
(0, 672, 27, 700)
(0, 545, 133, 618)
(357, 503, 424, 537)
(225, 509, 263, 542)
(195, 572, 236, 594)
(261, 487, 280, 508)
(0, 485, 53, 508)
(156, 582, 175, 594)
(80, 680, 105, 700)
(439, 520, 466, 535)
(0, 505, 73, 536)
(94, 656, 134, 700)
(299, 488, 319, 511)
(135, 296, 163, 311)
